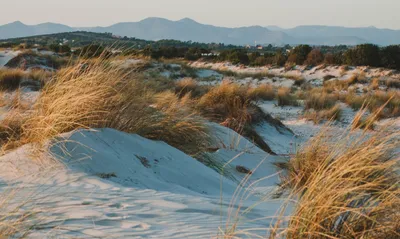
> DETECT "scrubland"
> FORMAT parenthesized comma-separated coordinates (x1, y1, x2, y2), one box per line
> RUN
(0, 50, 398, 238)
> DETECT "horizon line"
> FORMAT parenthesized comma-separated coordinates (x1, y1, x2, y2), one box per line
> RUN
(2, 17, 399, 31)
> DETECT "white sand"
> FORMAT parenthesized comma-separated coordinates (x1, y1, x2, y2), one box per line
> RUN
(0, 124, 288, 238)
(0, 49, 20, 67)
(0, 58, 397, 238)
(189, 61, 400, 89)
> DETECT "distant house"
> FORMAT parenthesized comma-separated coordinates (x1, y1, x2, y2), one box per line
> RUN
(256, 45, 263, 50)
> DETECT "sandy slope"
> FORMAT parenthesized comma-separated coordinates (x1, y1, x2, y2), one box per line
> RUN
(190, 62, 400, 88)
(2, 58, 396, 238)
(0, 127, 285, 238)
(0, 50, 20, 67)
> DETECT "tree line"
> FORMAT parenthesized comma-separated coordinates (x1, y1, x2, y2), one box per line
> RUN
(3, 31, 398, 70)
(137, 44, 400, 70)
(215, 44, 400, 70)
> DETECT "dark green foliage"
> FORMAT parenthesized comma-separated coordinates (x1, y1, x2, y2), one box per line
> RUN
(1, 32, 400, 70)
(344, 44, 381, 67)
(380, 45, 400, 70)
(288, 45, 312, 65)
(218, 49, 249, 65)
(304, 49, 324, 66)
(184, 47, 207, 61)
(273, 51, 288, 66)
(79, 44, 108, 58)
(49, 44, 71, 53)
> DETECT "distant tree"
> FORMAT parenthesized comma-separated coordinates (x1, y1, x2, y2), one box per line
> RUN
(273, 51, 288, 66)
(324, 53, 335, 65)
(304, 49, 324, 66)
(249, 52, 261, 63)
(142, 45, 153, 57)
(184, 47, 208, 61)
(59, 45, 71, 53)
(49, 44, 71, 53)
(218, 49, 249, 65)
(287, 53, 298, 65)
(288, 44, 312, 65)
(228, 50, 249, 65)
(344, 44, 381, 67)
(252, 56, 268, 66)
(333, 52, 344, 65)
(49, 43, 59, 52)
(380, 45, 400, 70)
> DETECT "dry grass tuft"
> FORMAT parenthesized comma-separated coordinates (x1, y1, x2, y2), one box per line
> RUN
(347, 73, 368, 85)
(384, 78, 400, 89)
(370, 77, 380, 90)
(277, 87, 298, 106)
(197, 81, 250, 125)
(345, 90, 400, 119)
(351, 106, 376, 130)
(273, 119, 399, 239)
(174, 78, 209, 98)
(0, 110, 27, 152)
(0, 68, 51, 92)
(0, 190, 36, 238)
(304, 104, 342, 124)
(247, 84, 275, 101)
(0, 69, 25, 91)
(304, 90, 338, 111)
(111, 90, 211, 156)
(7, 57, 210, 156)
(197, 81, 280, 154)
(324, 73, 368, 92)
(175, 78, 198, 96)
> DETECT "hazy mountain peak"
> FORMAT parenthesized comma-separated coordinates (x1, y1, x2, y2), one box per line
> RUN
(140, 17, 171, 23)
(7, 21, 25, 26)
(265, 25, 284, 31)
(178, 18, 198, 23)
(1, 18, 400, 45)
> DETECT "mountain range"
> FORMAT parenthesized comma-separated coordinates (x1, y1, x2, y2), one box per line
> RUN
(1, 18, 400, 46)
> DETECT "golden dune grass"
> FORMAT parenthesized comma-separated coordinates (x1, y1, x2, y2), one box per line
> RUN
(277, 87, 298, 107)
(219, 107, 399, 239)
(247, 84, 275, 101)
(1, 56, 210, 156)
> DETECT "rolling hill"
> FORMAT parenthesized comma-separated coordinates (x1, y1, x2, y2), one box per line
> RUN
(1, 18, 399, 46)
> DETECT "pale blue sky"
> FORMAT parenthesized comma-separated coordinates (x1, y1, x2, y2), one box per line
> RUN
(2, 0, 399, 29)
